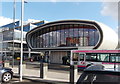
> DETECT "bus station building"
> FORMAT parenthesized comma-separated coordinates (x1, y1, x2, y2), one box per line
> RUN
(26, 20, 118, 64)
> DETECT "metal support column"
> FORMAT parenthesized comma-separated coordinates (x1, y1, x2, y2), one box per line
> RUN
(70, 65, 78, 84)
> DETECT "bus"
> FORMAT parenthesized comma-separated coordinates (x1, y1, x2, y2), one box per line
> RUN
(70, 50, 120, 70)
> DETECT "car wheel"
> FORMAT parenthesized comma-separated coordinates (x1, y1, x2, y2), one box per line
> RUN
(2, 72, 12, 83)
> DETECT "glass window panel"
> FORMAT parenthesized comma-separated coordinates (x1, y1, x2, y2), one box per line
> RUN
(49, 27, 53, 47)
(36, 31, 40, 48)
(97, 54, 109, 62)
(73, 25, 79, 47)
(60, 29, 65, 46)
(45, 33, 49, 48)
(47, 28, 50, 47)
(65, 29, 69, 47)
(89, 29, 95, 46)
(63, 25, 66, 46)
(36, 32, 38, 48)
(94, 30, 99, 45)
(56, 25, 61, 47)
(34, 32, 37, 48)
(32, 33, 36, 48)
(31, 34, 34, 48)
(43, 33, 46, 48)
(52, 26, 57, 47)
(43, 28, 47, 48)
(30, 24, 100, 48)
(38, 30, 40, 48)
(86, 54, 97, 61)
(83, 29, 89, 46)
(78, 28, 83, 46)
(14, 31, 21, 40)
(69, 25, 74, 47)
(3, 30, 13, 41)
(44, 28, 50, 48)
(39, 30, 43, 48)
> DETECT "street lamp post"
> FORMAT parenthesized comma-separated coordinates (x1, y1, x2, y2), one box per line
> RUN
(20, 0, 24, 81)
(12, 0, 16, 68)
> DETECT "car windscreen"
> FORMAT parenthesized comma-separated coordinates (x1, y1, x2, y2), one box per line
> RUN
(77, 71, 120, 84)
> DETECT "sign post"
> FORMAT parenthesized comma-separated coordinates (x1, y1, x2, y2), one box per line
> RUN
(20, 0, 24, 81)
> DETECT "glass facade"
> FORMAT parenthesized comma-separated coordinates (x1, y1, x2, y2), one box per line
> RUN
(2, 29, 26, 41)
(3, 30, 13, 41)
(0, 31, 3, 52)
(2, 29, 27, 51)
(30, 24, 100, 48)
(14, 30, 26, 41)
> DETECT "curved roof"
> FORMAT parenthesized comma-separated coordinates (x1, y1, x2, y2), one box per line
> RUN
(26, 20, 118, 50)
(96, 21, 118, 49)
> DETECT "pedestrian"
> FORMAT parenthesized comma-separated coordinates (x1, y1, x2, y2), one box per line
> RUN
(62, 56, 65, 65)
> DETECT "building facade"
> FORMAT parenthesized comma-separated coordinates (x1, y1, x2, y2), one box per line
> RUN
(26, 20, 118, 64)
(0, 20, 46, 62)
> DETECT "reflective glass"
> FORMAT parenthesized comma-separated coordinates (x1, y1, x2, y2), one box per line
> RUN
(30, 24, 99, 48)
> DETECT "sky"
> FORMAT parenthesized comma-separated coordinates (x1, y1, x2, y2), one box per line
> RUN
(0, 0, 119, 32)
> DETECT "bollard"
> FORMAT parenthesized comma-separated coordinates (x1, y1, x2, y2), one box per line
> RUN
(18, 61, 20, 75)
(18, 63, 26, 75)
(70, 65, 78, 84)
(40, 63, 48, 79)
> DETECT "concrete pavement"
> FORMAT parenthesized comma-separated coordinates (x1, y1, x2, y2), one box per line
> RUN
(10, 64, 81, 83)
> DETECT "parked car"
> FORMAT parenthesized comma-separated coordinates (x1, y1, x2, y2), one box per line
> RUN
(0, 67, 13, 83)
(77, 64, 120, 84)
(0, 54, 13, 82)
